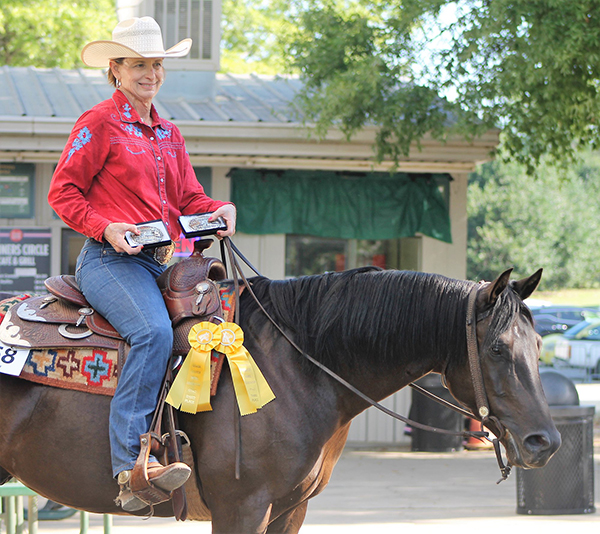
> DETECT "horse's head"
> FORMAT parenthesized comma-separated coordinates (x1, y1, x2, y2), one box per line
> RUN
(445, 269, 561, 469)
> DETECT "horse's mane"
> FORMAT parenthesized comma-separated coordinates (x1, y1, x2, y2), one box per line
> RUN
(245, 268, 470, 374)
(244, 268, 532, 376)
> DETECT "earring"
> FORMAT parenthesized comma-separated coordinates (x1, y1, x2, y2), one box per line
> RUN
(116, 79, 122, 88)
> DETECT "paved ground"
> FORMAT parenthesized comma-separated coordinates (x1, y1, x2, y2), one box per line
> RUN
(10, 381, 600, 533)
(29, 446, 600, 534)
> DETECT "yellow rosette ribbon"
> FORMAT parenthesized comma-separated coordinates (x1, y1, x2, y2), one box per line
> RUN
(166, 321, 221, 413)
(217, 322, 275, 416)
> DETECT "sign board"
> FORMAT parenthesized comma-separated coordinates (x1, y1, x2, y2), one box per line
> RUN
(174, 235, 205, 259)
(0, 344, 30, 376)
(0, 163, 34, 218)
(0, 228, 51, 293)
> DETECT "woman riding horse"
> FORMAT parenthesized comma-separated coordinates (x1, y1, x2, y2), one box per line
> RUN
(0, 266, 560, 532)
(47, 16, 236, 511)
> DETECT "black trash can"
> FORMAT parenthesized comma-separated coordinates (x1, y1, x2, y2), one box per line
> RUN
(516, 371, 595, 515)
(410, 374, 463, 452)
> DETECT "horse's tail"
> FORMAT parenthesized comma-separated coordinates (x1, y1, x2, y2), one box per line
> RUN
(0, 464, 12, 485)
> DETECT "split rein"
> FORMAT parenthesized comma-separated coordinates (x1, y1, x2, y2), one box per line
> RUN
(219, 238, 511, 483)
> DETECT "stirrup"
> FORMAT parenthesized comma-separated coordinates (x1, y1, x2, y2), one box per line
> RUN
(123, 433, 173, 510)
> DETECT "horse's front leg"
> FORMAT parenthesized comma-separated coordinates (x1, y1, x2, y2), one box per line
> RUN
(211, 500, 272, 534)
(266, 502, 308, 534)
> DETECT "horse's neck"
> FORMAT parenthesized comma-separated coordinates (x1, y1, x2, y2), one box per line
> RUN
(335, 350, 440, 417)
(249, 273, 469, 419)
(331, 285, 469, 413)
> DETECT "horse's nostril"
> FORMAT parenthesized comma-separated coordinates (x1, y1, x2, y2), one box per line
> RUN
(524, 433, 551, 452)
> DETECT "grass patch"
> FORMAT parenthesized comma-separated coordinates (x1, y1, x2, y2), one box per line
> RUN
(534, 289, 600, 307)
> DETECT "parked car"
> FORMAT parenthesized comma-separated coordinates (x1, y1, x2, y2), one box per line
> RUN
(554, 318, 600, 373)
(530, 306, 597, 337)
(540, 333, 564, 365)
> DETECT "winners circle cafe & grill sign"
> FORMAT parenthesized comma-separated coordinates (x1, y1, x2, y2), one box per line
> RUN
(0, 228, 51, 294)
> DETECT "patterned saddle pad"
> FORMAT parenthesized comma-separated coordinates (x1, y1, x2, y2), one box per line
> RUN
(20, 347, 119, 396)
(0, 282, 238, 397)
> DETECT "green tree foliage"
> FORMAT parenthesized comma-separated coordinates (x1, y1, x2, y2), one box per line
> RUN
(468, 152, 600, 289)
(221, 0, 291, 74)
(0, 0, 117, 68)
(4, 0, 599, 169)
(236, 0, 600, 169)
(427, 0, 600, 172)
(285, 1, 453, 162)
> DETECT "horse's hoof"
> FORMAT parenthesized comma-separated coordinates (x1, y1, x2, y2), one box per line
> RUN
(115, 488, 148, 512)
(147, 461, 191, 491)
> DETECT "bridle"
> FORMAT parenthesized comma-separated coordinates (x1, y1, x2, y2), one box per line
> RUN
(220, 238, 512, 482)
(464, 285, 511, 482)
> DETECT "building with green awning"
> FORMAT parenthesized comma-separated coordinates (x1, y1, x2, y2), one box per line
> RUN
(0, 57, 498, 281)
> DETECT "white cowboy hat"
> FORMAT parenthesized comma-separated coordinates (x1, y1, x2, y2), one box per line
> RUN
(81, 17, 192, 68)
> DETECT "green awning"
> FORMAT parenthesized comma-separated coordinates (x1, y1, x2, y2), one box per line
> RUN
(230, 169, 452, 243)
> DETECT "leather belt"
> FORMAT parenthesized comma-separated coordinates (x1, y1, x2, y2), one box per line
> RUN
(144, 243, 175, 266)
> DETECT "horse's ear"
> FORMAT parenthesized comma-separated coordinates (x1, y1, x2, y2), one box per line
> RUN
(478, 268, 513, 307)
(510, 268, 543, 301)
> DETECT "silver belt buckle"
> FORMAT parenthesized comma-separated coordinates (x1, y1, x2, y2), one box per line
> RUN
(152, 243, 175, 265)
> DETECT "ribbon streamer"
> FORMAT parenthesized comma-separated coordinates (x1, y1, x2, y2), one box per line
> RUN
(217, 322, 276, 416)
(166, 322, 220, 413)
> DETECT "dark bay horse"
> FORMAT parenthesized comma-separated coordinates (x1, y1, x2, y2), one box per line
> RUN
(0, 267, 560, 533)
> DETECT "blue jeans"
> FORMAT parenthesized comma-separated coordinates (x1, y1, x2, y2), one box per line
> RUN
(75, 239, 173, 477)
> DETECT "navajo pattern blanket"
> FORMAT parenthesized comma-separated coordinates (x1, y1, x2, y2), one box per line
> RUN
(21, 347, 118, 396)
(0, 294, 31, 323)
(0, 282, 238, 397)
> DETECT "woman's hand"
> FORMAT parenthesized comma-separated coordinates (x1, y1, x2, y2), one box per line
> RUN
(103, 222, 143, 254)
(210, 204, 237, 238)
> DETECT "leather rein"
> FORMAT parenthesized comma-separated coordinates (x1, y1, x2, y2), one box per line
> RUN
(220, 238, 511, 482)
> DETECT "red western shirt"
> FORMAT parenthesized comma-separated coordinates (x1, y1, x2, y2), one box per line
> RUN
(48, 90, 229, 242)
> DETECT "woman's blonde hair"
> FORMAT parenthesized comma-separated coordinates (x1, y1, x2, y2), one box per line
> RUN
(107, 58, 125, 87)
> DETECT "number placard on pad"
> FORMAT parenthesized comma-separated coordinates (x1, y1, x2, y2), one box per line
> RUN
(0, 344, 30, 376)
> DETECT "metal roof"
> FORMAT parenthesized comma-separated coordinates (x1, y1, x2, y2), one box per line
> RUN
(0, 66, 304, 124)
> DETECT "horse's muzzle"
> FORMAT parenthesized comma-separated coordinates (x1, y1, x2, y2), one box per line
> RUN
(505, 428, 561, 469)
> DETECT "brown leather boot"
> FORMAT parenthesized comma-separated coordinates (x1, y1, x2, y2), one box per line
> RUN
(146, 461, 191, 492)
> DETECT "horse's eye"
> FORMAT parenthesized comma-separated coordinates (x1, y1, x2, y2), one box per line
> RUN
(491, 343, 501, 355)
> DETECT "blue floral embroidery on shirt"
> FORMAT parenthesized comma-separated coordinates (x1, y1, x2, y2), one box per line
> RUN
(66, 127, 92, 162)
(121, 124, 143, 137)
(155, 127, 172, 140)
(122, 104, 133, 119)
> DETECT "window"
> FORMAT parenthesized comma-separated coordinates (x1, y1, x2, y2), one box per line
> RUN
(61, 229, 87, 275)
(194, 166, 212, 197)
(285, 236, 418, 278)
(0, 163, 34, 219)
(153, 0, 218, 67)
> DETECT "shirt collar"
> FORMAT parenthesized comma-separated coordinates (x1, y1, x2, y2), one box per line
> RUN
(111, 90, 168, 129)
